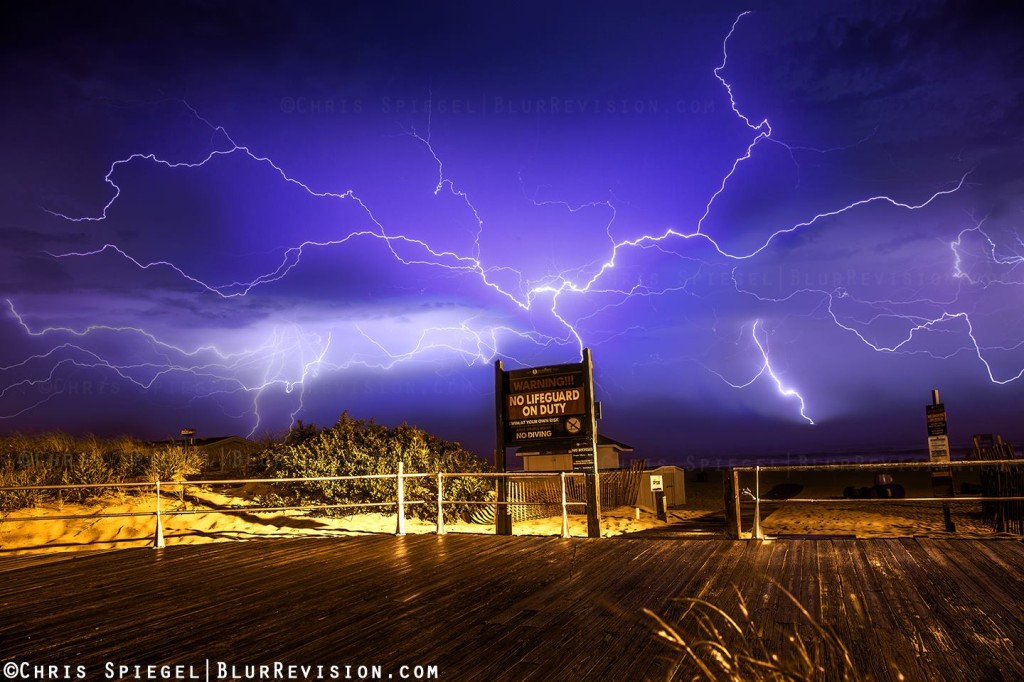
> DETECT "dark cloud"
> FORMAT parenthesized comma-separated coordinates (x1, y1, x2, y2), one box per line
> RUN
(1, 2, 1021, 456)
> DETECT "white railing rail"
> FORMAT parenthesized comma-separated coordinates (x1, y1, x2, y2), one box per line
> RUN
(0, 469, 591, 548)
(730, 458, 1024, 539)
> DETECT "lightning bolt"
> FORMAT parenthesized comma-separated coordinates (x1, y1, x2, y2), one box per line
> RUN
(749, 321, 814, 425)
(699, 320, 813, 425)
(5, 11, 1010, 436)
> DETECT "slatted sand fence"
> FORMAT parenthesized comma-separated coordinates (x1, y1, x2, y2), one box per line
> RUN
(600, 459, 646, 508)
(5, 536, 1024, 681)
(974, 436, 1024, 534)
(561, 460, 647, 510)
(472, 464, 647, 524)
(512, 462, 647, 521)
(469, 475, 580, 523)
(507, 475, 566, 521)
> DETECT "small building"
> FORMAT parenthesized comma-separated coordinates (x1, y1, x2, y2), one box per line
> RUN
(191, 436, 259, 475)
(515, 434, 634, 472)
(150, 435, 259, 475)
(635, 465, 686, 508)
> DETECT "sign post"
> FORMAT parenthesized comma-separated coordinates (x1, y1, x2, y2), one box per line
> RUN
(494, 360, 512, 535)
(650, 474, 666, 522)
(926, 389, 956, 532)
(496, 348, 601, 538)
(581, 348, 601, 537)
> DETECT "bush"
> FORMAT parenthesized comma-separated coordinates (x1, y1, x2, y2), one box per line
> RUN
(0, 461, 52, 511)
(143, 445, 203, 482)
(60, 451, 114, 503)
(254, 412, 493, 521)
(0, 433, 199, 511)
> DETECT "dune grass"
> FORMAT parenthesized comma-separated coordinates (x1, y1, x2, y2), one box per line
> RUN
(646, 584, 875, 682)
(0, 433, 202, 511)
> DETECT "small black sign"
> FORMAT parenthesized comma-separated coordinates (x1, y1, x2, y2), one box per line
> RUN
(925, 404, 948, 437)
(568, 439, 596, 472)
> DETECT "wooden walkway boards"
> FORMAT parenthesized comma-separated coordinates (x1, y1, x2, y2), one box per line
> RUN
(2, 535, 1024, 681)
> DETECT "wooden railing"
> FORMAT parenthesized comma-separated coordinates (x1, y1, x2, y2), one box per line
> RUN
(0, 467, 595, 548)
(728, 459, 1024, 539)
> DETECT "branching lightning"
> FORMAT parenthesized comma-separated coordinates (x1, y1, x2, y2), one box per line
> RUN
(4, 11, 1017, 436)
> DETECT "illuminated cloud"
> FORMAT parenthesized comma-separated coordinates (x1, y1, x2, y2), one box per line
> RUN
(1, 3, 1021, 456)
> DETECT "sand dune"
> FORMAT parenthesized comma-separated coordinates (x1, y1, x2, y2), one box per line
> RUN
(0, 471, 1008, 555)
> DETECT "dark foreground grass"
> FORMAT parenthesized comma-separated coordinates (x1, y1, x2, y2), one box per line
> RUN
(646, 584, 871, 682)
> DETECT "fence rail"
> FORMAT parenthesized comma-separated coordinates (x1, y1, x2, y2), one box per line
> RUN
(729, 458, 1024, 539)
(0, 468, 594, 548)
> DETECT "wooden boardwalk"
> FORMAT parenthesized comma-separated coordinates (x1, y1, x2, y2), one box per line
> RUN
(2, 535, 1024, 681)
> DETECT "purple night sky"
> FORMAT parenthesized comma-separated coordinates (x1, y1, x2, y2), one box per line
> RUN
(2, 2, 1022, 463)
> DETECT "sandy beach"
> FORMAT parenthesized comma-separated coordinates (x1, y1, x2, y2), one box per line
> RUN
(0, 467, 1010, 556)
(0, 483, 711, 556)
(740, 466, 1003, 537)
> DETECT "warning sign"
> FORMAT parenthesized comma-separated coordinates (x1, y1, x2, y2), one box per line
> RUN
(925, 403, 951, 463)
(926, 404, 948, 437)
(502, 363, 592, 445)
(495, 348, 602, 538)
(924, 398, 954, 502)
(927, 435, 950, 463)
(506, 386, 585, 420)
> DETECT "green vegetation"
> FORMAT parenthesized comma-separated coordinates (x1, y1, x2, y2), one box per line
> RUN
(253, 412, 493, 522)
(0, 433, 202, 511)
(646, 585, 867, 681)
(1, 416, 492, 520)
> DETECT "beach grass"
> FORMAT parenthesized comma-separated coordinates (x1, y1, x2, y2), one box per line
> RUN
(646, 584, 871, 681)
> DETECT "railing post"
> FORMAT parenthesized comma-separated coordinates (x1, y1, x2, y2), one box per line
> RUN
(752, 465, 764, 540)
(153, 480, 165, 549)
(560, 472, 570, 539)
(724, 468, 742, 539)
(436, 472, 446, 535)
(395, 462, 406, 536)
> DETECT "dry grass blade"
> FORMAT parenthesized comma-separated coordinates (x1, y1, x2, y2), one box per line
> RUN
(643, 607, 719, 681)
(647, 583, 871, 682)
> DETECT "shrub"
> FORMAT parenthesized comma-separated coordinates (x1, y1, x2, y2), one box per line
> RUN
(255, 412, 493, 521)
(60, 451, 114, 503)
(0, 462, 51, 511)
(0, 433, 200, 511)
(143, 445, 204, 482)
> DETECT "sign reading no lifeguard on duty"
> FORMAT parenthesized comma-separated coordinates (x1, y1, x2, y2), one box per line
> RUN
(495, 349, 599, 475)
(503, 363, 590, 445)
(494, 348, 602, 536)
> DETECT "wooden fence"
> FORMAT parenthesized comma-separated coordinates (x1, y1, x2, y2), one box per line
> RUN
(471, 461, 649, 523)
(973, 435, 1024, 534)
(600, 459, 647, 508)
(533, 460, 647, 518)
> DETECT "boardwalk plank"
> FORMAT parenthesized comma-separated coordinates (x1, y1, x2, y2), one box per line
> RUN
(916, 539, 1024, 680)
(828, 539, 930, 680)
(3, 536, 1024, 681)
(816, 539, 876, 680)
(864, 540, 950, 681)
